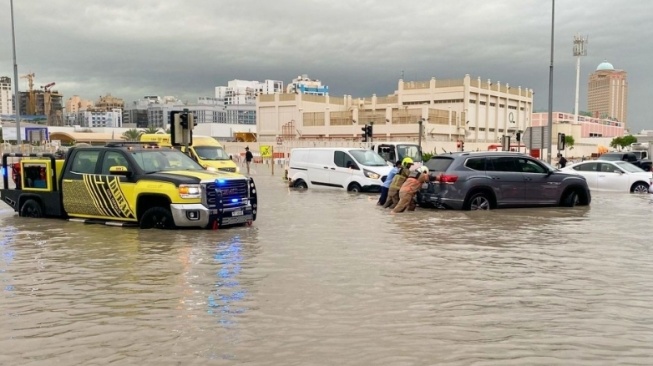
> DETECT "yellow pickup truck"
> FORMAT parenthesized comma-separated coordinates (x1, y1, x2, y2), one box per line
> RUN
(0, 142, 257, 229)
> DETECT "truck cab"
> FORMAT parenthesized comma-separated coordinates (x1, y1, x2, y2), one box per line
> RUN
(140, 134, 239, 173)
(371, 142, 423, 168)
(1, 142, 257, 230)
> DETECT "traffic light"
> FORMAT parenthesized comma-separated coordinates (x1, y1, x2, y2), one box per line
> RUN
(460, 141, 465, 151)
(170, 110, 195, 147)
(516, 131, 521, 142)
(558, 133, 566, 150)
(361, 125, 368, 142)
(366, 123, 373, 142)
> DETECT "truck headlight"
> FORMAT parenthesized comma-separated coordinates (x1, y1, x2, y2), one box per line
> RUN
(364, 169, 380, 180)
(179, 184, 201, 199)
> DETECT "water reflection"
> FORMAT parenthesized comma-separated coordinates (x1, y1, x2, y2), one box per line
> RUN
(0, 225, 17, 293)
(208, 235, 247, 327)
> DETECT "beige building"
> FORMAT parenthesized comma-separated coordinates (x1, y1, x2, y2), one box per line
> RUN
(65, 95, 94, 113)
(0, 76, 12, 115)
(94, 94, 124, 111)
(587, 60, 627, 125)
(257, 74, 533, 143)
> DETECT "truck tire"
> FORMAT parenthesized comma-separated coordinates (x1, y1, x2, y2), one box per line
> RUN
(20, 199, 43, 218)
(140, 207, 175, 229)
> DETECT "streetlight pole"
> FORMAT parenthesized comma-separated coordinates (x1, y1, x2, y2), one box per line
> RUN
(546, 0, 555, 163)
(10, 0, 22, 145)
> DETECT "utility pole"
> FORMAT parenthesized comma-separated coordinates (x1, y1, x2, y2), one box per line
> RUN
(573, 34, 588, 126)
(10, 0, 22, 145)
(418, 119, 423, 153)
(546, 0, 555, 163)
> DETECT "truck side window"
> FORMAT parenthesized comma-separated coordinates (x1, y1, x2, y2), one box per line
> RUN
(101, 152, 129, 175)
(71, 150, 100, 174)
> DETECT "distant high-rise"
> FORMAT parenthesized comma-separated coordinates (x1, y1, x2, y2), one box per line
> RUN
(587, 60, 628, 124)
(0, 76, 13, 115)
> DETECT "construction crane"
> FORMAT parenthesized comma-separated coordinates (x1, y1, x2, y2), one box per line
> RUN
(42, 82, 55, 92)
(20, 73, 36, 115)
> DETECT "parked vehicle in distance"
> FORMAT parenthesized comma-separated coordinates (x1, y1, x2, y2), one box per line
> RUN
(561, 160, 652, 193)
(288, 147, 392, 192)
(417, 151, 591, 210)
(599, 151, 652, 172)
(140, 134, 240, 173)
(371, 142, 423, 169)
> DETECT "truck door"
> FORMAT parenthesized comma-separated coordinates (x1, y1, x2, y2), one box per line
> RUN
(97, 151, 137, 221)
(62, 149, 102, 217)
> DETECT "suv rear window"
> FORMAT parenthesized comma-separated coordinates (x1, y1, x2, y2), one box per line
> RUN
(425, 157, 454, 172)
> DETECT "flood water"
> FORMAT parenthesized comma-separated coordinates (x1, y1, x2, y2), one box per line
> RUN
(1, 165, 653, 365)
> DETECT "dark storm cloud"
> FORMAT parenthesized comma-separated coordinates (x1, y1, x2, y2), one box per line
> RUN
(1, 0, 651, 130)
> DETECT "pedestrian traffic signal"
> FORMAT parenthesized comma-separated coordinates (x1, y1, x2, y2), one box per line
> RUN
(558, 133, 566, 150)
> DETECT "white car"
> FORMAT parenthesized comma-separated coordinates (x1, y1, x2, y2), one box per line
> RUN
(562, 160, 652, 193)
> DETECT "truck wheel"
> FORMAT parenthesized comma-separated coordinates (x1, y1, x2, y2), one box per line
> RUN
(20, 199, 43, 218)
(140, 207, 175, 229)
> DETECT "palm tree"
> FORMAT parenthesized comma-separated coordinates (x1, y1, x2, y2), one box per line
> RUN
(122, 128, 143, 141)
(144, 126, 161, 134)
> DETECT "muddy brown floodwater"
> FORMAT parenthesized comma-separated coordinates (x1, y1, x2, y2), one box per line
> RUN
(1, 167, 653, 365)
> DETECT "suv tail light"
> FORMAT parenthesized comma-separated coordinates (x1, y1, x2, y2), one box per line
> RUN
(437, 174, 458, 184)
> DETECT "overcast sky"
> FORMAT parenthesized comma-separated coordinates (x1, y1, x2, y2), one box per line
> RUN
(1, 0, 651, 131)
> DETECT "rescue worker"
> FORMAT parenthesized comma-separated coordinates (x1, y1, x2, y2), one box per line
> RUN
(378, 160, 402, 206)
(383, 157, 413, 209)
(391, 166, 430, 214)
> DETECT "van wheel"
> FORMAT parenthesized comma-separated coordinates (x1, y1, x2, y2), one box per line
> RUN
(348, 183, 362, 192)
(294, 180, 308, 189)
(20, 199, 43, 218)
(140, 207, 175, 229)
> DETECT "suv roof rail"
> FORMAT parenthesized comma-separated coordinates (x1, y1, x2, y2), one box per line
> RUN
(105, 141, 159, 148)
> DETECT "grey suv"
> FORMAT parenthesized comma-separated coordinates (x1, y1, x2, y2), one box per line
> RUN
(417, 152, 591, 210)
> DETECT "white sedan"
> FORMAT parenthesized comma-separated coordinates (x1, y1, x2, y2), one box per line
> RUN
(562, 160, 652, 193)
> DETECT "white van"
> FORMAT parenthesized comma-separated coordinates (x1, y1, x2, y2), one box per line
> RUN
(288, 148, 392, 192)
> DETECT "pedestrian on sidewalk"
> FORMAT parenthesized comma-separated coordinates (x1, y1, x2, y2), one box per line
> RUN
(245, 146, 253, 175)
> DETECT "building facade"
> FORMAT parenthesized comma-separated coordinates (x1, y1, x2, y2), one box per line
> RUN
(0, 76, 13, 115)
(531, 112, 624, 139)
(95, 94, 125, 111)
(215, 79, 284, 106)
(587, 60, 628, 125)
(257, 74, 533, 143)
(286, 74, 329, 95)
(76, 109, 123, 128)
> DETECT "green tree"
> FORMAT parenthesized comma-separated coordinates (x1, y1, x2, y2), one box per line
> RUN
(621, 134, 637, 148)
(121, 128, 143, 141)
(564, 135, 575, 150)
(144, 126, 161, 134)
(609, 136, 623, 150)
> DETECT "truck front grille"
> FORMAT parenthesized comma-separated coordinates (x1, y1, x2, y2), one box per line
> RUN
(205, 179, 248, 209)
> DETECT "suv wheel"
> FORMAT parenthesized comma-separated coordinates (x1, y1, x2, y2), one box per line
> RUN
(467, 193, 491, 211)
(561, 190, 580, 207)
(140, 207, 175, 229)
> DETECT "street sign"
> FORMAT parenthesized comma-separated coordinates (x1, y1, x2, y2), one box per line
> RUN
(260, 145, 272, 158)
(522, 126, 550, 150)
(276, 137, 283, 145)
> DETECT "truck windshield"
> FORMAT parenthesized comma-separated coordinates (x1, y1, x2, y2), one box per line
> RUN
(397, 144, 422, 162)
(131, 149, 203, 173)
(349, 149, 387, 166)
(194, 146, 231, 161)
(600, 154, 622, 161)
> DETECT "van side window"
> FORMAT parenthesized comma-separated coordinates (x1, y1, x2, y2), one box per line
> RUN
(334, 151, 348, 168)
